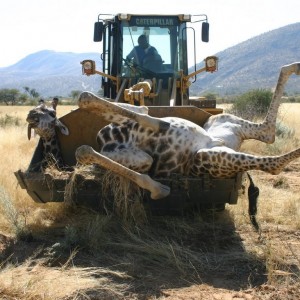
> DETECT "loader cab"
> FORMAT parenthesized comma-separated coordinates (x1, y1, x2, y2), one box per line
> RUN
(93, 14, 209, 104)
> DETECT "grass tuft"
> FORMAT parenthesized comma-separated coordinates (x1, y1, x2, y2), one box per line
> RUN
(0, 186, 32, 241)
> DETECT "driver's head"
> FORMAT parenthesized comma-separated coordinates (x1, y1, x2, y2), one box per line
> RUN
(138, 35, 149, 49)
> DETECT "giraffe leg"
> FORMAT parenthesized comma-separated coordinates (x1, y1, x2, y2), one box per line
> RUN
(239, 62, 300, 143)
(75, 145, 170, 200)
(194, 147, 300, 178)
(78, 91, 170, 132)
(101, 145, 153, 173)
(257, 62, 300, 143)
(204, 62, 300, 146)
(242, 62, 300, 143)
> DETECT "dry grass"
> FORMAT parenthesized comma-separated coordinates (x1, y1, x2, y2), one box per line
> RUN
(0, 257, 130, 299)
(0, 106, 76, 236)
(63, 165, 147, 222)
(230, 176, 300, 230)
(0, 104, 300, 299)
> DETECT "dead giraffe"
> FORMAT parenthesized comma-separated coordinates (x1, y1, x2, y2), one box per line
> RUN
(75, 62, 300, 200)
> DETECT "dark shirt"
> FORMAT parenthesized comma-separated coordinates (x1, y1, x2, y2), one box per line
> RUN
(127, 45, 158, 66)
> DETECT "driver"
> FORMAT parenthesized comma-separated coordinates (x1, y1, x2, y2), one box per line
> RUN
(126, 34, 162, 71)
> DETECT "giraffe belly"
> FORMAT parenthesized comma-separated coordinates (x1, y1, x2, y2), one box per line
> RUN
(97, 118, 217, 177)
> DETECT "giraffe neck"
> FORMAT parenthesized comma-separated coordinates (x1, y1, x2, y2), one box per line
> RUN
(41, 134, 64, 168)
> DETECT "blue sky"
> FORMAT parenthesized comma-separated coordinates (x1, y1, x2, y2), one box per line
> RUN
(0, 0, 299, 67)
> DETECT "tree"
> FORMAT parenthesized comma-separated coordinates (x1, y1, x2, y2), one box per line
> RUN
(29, 88, 40, 98)
(18, 93, 28, 104)
(0, 89, 20, 105)
(23, 87, 40, 99)
(203, 92, 217, 101)
(70, 90, 81, 101)
(23, 86, 30, 96)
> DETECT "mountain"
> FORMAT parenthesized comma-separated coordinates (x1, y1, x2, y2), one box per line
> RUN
(0, 50, 101, 97)
(189, 22, 300, 96)
(0, 22, 299, 97)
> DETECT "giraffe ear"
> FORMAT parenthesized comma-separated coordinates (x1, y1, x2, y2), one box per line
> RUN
(55, 119, 69, 135)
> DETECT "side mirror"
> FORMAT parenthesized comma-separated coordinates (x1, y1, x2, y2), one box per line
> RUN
(94, 22, 103, 42)
(202, 22, 209, 42)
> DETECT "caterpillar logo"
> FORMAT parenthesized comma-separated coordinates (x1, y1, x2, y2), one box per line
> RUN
(135, 18, 175, 26)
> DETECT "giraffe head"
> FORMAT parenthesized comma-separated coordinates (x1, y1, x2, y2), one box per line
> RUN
(26, 103, 70, 169)
(26, 103, 69, 140)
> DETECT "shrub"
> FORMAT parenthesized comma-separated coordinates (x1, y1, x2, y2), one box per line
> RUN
(228, 89, 273, 120)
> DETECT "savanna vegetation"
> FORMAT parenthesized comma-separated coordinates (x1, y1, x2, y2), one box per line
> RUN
(0, 100, 300, 299)
(0, 87, 83, 106)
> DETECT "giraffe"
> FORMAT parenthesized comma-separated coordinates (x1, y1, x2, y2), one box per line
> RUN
(75, 62, 300, 201)
(26, 103, 69, 170)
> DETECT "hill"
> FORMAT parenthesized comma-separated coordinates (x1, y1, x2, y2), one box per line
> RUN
(0, 22, 299, 97)
(190, 22, 300, 96)
(0, 50, 100, 97)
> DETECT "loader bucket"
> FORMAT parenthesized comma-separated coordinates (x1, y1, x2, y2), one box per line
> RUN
(15, 105, 243, 214)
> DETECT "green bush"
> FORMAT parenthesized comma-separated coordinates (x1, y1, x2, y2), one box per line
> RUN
(229, 89, 273, 120)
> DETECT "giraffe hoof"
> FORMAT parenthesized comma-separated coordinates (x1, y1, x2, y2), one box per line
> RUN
(150, 183, 171, 200)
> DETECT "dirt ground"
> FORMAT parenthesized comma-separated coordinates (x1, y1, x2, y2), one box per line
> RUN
(1, 162, 300, 299)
